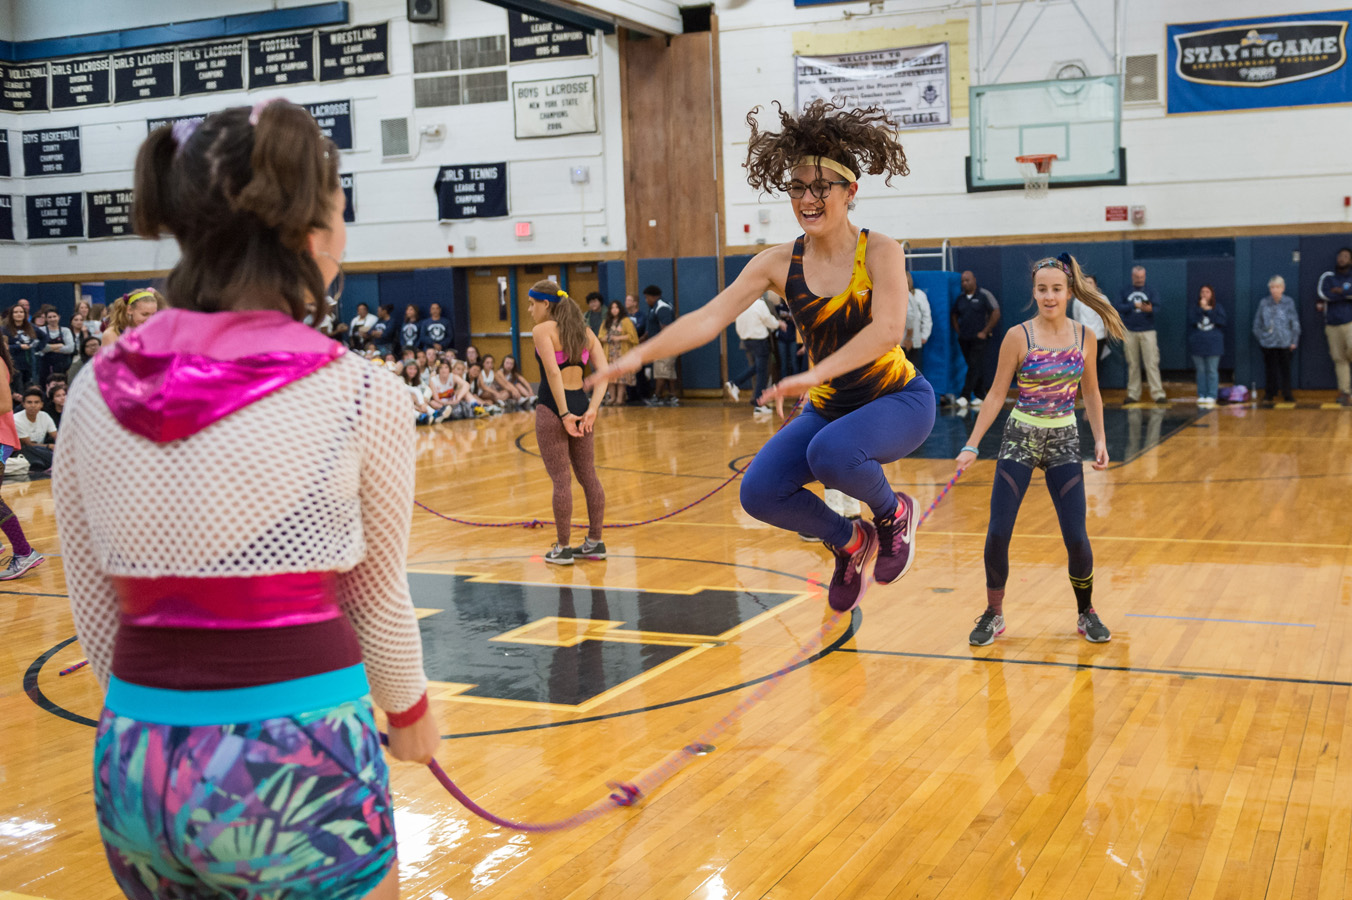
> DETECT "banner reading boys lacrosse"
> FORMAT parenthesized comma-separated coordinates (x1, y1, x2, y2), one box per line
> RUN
(795, 43, 950, 129)
(1167, 10, 1352, 114)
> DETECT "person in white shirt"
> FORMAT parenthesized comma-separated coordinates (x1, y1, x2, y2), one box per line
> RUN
(903, 272, 932, 369)
(728, 292, 781, 412)
(15, 388, 56, 471)
(348, 302, 377, 348)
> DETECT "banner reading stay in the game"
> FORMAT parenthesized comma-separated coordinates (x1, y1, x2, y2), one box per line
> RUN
(795, 43, 949, 129)
(1167, 10, 1352, 114)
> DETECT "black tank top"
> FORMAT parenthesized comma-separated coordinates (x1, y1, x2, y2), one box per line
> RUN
(535, 351, 590, 418)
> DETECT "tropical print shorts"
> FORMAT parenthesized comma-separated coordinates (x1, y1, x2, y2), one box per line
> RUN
(997, 416, 1082, 470)
(93, 698, 394, 900)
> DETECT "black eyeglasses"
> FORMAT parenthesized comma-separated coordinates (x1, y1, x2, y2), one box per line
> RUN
(787, 179, 850, 200)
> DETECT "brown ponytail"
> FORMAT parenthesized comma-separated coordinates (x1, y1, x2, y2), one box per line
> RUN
(533, 279, 587, 363)
(1064, 256, 1126, 342)
(132, 101, 340, 322)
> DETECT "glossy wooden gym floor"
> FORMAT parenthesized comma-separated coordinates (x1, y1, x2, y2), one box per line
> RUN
(4, 391, 1352, 900)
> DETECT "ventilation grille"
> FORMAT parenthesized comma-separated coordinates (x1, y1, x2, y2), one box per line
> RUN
(380, 117, 412, 158)
(1124, 54, 1159, 103)
(414, 70, 508, 108)
(412, 35, 506, 73)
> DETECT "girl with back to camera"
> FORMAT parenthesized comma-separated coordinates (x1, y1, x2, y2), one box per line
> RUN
(53, 100, 438, 900)
(529, 281, 609, 564)
(955, 254, 1125, 647)
(594, 99, 933, 612)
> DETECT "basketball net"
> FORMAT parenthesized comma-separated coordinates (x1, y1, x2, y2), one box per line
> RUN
(1015, 154, 1056, 200)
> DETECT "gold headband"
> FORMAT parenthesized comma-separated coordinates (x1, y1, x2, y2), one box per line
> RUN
(792, 156, 858, 183)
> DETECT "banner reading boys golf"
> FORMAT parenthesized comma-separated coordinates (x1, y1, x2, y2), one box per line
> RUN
(795, 43, 949, 129)
(1168, 9, 1352, 114)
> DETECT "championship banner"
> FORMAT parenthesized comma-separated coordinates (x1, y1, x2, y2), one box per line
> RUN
(434, 163, 508, 220)
(1168, 10, 1352, 114)
(795, 43, 950, 129)
(513, 76, 596, 138)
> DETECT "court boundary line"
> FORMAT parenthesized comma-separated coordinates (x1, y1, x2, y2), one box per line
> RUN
(838, 647, 1352, 688)
(1125, 612, 1315, 627)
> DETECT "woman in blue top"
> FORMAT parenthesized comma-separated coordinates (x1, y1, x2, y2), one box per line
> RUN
(1252, 275, 1300, 403)
(1187, 285, 1226, 407)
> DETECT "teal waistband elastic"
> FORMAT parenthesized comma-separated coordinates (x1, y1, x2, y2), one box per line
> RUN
(105, 664, 371, 726)
(1009, 408, 1076, 429)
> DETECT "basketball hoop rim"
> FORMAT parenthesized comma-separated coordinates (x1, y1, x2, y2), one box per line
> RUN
(1015, 154, 1058, 175)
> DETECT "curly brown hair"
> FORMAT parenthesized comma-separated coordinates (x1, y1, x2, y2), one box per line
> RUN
(744, 99, 909, 195)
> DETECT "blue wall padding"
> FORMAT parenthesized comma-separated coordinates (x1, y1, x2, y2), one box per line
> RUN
(674, 256, 720, 389)
(913, 270, 961, 398)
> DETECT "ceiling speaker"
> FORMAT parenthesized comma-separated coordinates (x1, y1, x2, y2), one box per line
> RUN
(408, 0, 442, 24)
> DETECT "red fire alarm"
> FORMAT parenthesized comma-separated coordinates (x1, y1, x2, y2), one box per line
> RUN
(447, 244, 454, 254)
(744, 224, 751, 233)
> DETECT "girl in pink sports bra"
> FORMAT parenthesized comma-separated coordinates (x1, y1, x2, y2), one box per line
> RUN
(528, 279, 609, 565)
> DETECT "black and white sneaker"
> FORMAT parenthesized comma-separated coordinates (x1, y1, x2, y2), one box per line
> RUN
(574, 538, 606, 560)
(969, 609, 1005, 646)
(545, 544, 574, 565)
(1077, 609, 1111, 643)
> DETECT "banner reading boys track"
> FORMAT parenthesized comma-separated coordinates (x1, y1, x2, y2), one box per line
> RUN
(1167, 10, 1352, 114)
(795, 43, 950, 129)
(435, 163, 508, 219)
(87, 190, 135, 239)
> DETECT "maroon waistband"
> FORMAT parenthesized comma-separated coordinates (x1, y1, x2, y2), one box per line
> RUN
(112, 617, 363, 691)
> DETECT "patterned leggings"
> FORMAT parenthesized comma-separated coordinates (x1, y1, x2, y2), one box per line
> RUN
(535, 407, 605, 545)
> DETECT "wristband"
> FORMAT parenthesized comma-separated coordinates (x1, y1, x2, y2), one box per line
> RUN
(960, 445, 979, 456)
(386, 691, 428, 728)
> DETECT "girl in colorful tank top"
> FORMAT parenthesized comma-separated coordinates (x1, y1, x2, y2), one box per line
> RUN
(590, 99, 935, 613)
(954, 253, 1126, 649)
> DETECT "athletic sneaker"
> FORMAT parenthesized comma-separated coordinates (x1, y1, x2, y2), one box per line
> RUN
(970, 397, 983, 408)
(574, 538, 607, 560)
(754, 405, 772, 414)
(0, 549, 44, 581)
(665, 397, 681, 407)
(873, 491, 917, 585)
(825, 520, 878, 612)
(956, 397, 969, 408)
(1077, 609, 1111, 643)
(544, 544, 574, 566)
(798, 532, 821, 543)
(969, 609, 1005, 646)
(725, 381, 741, 402)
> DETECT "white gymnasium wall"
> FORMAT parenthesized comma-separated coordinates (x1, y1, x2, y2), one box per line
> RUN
(0, 0, 626, 276)
(718, 0, 1352, 248)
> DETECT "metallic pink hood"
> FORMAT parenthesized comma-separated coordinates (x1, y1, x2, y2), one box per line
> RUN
(95, 308, 345, 443)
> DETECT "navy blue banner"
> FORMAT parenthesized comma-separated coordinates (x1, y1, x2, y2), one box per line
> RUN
(0, 196, 13, 242)
(1168, 10, 1352, 114)
(435, 163, 508, 220)
(341, 173, 355, 223)
(305, 99, 353, 149)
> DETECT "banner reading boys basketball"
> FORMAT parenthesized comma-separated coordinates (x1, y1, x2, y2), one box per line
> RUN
(795, 43, 950, 129)
(1167, 10, 1352, 114)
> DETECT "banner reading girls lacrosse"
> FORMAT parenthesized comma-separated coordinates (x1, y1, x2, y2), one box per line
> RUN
(795, 43, 950, 129)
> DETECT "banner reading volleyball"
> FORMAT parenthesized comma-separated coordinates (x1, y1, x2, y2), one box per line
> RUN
(1167, 9, 1352, 114)
(795, 43, 950, 129)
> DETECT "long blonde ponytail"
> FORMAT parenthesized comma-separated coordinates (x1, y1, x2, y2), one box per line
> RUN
(1035, 255, 1125, 343)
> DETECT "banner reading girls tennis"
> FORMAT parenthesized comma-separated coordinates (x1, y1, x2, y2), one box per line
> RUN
(795, 44, 950, 129)
(1167, 9, 1352, 114)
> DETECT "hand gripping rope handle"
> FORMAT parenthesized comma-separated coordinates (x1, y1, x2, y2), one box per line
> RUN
(397, 469, 964, 833)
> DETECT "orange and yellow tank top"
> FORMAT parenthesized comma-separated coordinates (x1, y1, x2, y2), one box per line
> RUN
(785, 228, 916, 420)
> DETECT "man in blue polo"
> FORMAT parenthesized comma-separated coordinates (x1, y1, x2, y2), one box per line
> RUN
(419, 302, 452, 351)
(1115, 265, 1166, 404)
(1317, 247, 1352, 407)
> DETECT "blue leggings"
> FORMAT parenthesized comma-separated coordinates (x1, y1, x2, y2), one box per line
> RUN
(740, 377, 935, 546)
(984, 459, 1092, 590)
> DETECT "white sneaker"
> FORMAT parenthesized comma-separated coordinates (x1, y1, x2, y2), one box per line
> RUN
(971, 397, 983, 408)
(754, 405, 771, 414)
(725, 381, 740, 402)
(0, 549, 44, 580)
(956, 397, 969, 408)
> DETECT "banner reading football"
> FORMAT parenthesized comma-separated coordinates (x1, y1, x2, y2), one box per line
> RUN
(795, 43, 949, 129)
(1168, 9, 1352, 114)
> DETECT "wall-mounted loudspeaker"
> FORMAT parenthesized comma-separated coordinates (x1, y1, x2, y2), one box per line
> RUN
(408, 0, 442, 24)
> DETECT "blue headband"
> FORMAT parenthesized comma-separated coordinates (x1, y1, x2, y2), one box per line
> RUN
(528, 288, 568, 303)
